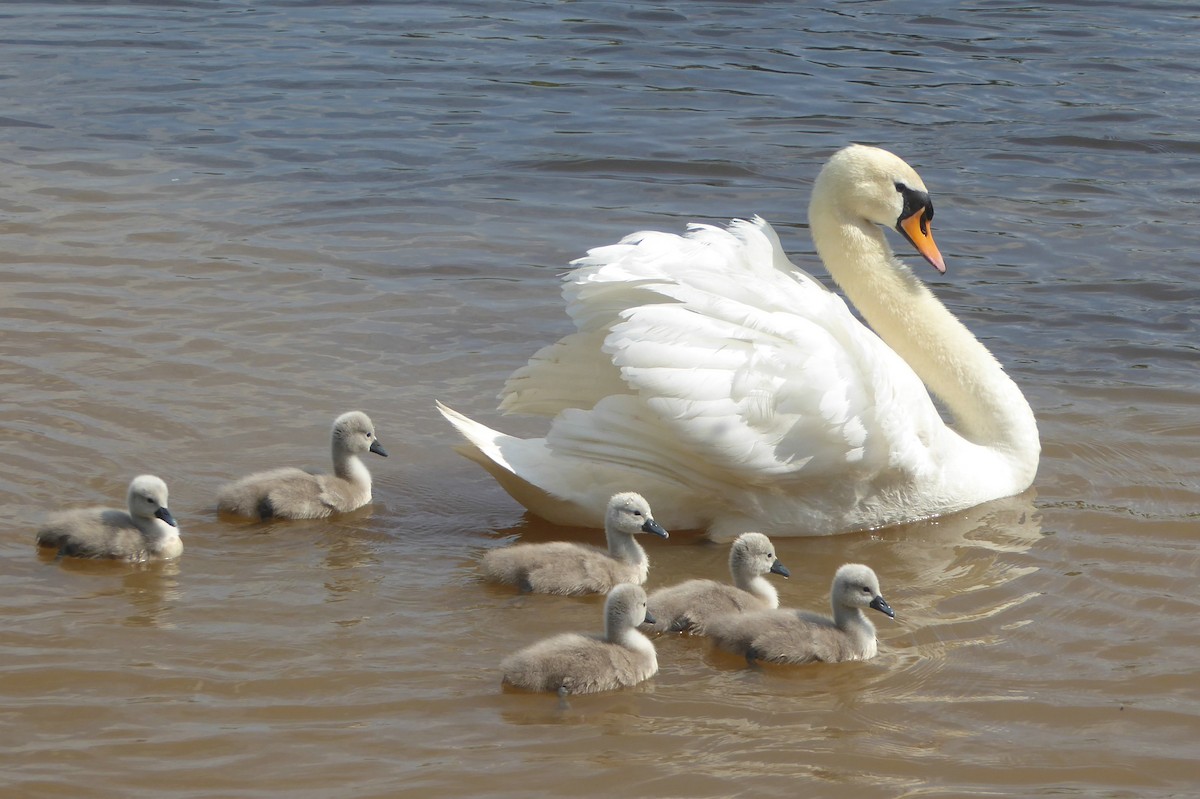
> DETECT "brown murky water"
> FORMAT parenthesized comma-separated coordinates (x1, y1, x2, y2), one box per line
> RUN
(2, 3, 1197, 798)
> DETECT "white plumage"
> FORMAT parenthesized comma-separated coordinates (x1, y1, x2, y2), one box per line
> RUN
(440, 145, 1039, 538)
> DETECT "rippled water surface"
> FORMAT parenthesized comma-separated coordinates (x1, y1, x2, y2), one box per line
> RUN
(2, 2, 1197, 797)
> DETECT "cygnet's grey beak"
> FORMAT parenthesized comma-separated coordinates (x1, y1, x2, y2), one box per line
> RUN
(642, 518, 669, 539)
(155, 507, 179, 528)
(770, 559, 791, 578)
(642, 610, 657, 626)
(869, 595, 895, 619)
(369, 440, 388, 457)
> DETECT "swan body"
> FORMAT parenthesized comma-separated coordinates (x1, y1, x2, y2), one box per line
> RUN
(217, 411, 387, 520)
(480, 491, 669, 595)
(36, 475, 181, 561)
(439, 145, 1039, 538)
(500, 583, 658, 695)
(643, 532, 789, 634)
(706, 563, 894, 664)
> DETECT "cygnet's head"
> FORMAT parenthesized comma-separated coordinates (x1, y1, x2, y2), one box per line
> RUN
(605, 583, 654, 630)
(332, 411, 388, 457)
(605, 492, 669, 539)
(812, 144, 944, 273)
(730, 532, 790, 579)
(127, 474, 177, 528)
(832, 563, 894, 619)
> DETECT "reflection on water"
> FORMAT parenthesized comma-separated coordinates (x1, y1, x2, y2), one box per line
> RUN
(36, 553, 183, 629)
(2, 1, 1198, 798)
(120, 561, 183, 629)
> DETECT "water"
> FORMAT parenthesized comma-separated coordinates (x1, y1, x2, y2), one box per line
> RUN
(2, 2, 1197, 797)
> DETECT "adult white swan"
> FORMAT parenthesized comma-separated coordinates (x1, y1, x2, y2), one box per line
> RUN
(439, 145, 1039, 538)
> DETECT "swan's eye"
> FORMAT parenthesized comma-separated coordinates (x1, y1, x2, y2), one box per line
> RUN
(861, 585, 872, 593)
(894, 182, 934, 230)
(631, 510, 643, 517)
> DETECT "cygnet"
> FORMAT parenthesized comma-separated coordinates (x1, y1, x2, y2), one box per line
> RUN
(480, 492, 668, 595)
(644, 531, 790, 634)
(706, 563, 894, 664)
(501, 583, 658, 695)
(217, 411, 387, 520)
(36, 474, 181, 561)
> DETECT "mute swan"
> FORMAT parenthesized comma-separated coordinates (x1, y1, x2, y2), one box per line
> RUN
(644, 532, 789, 634)
(500, 583, 658, 695)
(480, 491, 668, 595)
(217, 411, 388, 520)
(706, 563, 894, 664)
(36, 475, 182, 561)
(438, 144, 1039, 538)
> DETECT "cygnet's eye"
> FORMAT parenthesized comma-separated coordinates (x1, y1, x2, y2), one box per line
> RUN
(631, 510, 643, 517)
(861, 585, 872, 593)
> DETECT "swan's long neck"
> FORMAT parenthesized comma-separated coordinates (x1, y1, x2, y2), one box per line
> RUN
(605, 529, 647, 566)
(809, 204, 1039, 470)
(609, 620, 657, 668)
(732, 566, 780, 608)
(747, 575, 779, 607)
(132, 514, 173, 538)
(832, 604, 878, 659)
(131, 515, 182, 556)
(333, 445, 371, 488)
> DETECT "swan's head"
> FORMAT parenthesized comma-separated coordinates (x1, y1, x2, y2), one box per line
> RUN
(812, 144, 946, 274)
(605, 491, 669, 539)
(127, 474, 177, 528)
(730, 532, 790, 579)
(606, 582, 654, 629)
(332, 411, 388, 457)
(832, 562, 894, 619)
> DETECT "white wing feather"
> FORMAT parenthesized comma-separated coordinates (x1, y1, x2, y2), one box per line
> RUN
(501, 218, 946, 489)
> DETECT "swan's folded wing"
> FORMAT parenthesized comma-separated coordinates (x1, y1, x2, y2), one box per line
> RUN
(500, 329, 631, 416)
(510, 217, 947, 485)
(501, 219, 802, 418)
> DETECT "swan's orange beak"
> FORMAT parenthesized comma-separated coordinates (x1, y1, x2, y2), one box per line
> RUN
(898, 209, 946, 274)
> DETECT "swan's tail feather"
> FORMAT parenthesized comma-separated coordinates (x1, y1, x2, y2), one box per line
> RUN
(436, 401, 516, 474)
(436, 401, 602, 526)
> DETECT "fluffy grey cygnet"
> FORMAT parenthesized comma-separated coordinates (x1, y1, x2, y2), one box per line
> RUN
(706, 563, 895, 664)
(644, 531, 790, 634)
(500, 583, 659, 695)
(480, 492, 669, 595)
(216, 411, 387, 520)
(36, 475, 181, 562)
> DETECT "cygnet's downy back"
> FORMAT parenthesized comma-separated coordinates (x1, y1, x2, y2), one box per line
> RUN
(216, 410, 387, 520)
(645, 531, 789, 634)
(500, 583, 659, 695)
(36, 474, 182, 562)
(706, 563, 894, 664)
(480, 491, 669, 595)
